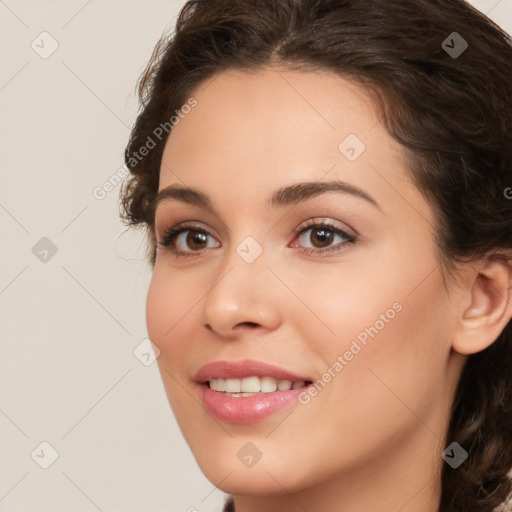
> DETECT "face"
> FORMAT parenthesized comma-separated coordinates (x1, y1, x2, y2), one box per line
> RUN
(146, 67, 463, 499)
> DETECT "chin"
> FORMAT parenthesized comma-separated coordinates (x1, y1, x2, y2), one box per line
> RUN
(190, 441, 316, 497)
(201, 463, 303, 496)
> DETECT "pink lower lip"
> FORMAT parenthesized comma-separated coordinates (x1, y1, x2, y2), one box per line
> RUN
(199, 383, 308, 423)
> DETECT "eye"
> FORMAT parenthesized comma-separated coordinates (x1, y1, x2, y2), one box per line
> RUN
(291, 219, 356, 255)
(156, 221, 220, 258)
(156, 218, 356, 259)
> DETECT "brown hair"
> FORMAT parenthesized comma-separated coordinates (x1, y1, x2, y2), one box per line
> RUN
(119, 1, 512, 510)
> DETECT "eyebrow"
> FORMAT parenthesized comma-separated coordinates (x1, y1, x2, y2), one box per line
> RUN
(151, 180, 382, 219)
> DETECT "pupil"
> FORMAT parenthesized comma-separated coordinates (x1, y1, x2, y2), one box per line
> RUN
(188, 230, 207, 249)
(312, 228, 332, 248)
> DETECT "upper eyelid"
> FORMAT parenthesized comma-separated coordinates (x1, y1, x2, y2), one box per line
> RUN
(155, 212, 234, 238)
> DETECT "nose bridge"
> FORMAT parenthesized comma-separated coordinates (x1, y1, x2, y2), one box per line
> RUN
(206, 233, 269, 307)
(217, 231, 269, 284)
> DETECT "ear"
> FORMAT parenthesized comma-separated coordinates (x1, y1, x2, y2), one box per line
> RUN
(452, 255, 512, 355)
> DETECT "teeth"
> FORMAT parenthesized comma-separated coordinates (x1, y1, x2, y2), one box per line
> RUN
(241, 376, 260, 393)
(277, 380, 292, 391)
(209, 378, 226, 392)
(260, 376, 277, 393)
(225, 378, 241, 393)
(209, 376, 308, 394)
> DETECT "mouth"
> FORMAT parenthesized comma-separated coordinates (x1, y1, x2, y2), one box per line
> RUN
(206, 376, 313, 397)
(194, 360, 315, 423)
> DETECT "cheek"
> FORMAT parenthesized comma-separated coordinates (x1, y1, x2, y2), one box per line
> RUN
(146, 265, 201, 334)
(145, 268, 198, 366)
(145, 269, 203, 425)
(146, 270, 173, 345)
(290, 243, 451, 415)
(279, 260, 403, 360)
(279, 274, 450, 478)
(318, 265, 450, 436)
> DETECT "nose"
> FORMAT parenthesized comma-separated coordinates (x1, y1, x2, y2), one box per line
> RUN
(200, 243, 282, 338)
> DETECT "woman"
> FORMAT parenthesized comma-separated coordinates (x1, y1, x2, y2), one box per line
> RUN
(119, 0, 512, 510)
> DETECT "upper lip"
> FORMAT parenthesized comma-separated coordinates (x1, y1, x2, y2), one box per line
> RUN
(194, 359, 312, 383)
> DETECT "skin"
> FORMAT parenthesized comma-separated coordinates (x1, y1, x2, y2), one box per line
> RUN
(145, 67, 512, 512)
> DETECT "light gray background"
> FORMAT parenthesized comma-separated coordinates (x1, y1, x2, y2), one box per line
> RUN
(1, 1, 511, 511)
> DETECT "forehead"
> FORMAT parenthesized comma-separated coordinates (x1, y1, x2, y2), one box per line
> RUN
(162, 67, 395, 174)
(164, 66, 381, 161)
(157, 66, 431, 226)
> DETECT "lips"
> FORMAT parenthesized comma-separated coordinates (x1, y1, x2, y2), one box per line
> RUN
(194, 359, 314, 423)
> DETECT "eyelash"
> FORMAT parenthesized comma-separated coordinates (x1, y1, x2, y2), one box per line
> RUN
(156, 219, 356, 259)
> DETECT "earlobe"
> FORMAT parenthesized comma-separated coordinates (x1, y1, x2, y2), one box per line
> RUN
(452, 256, 512, 355)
